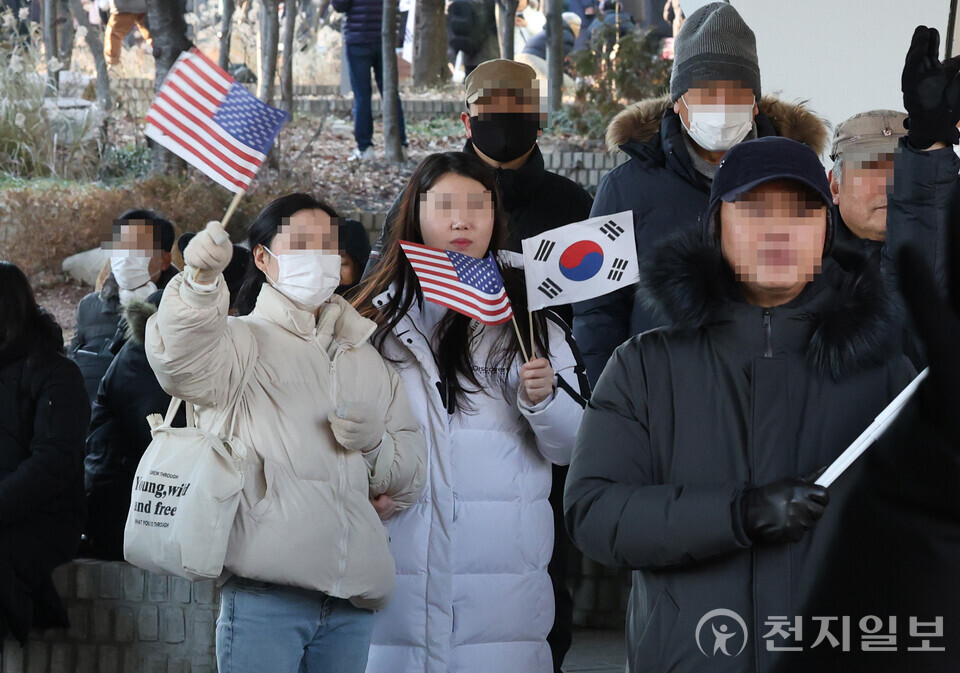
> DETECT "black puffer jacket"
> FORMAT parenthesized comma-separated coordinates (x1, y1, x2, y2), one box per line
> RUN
(83, 293, 184, 560)
(332, 0, 383, 45)
(0, 314, 88, 642)
(564, 231, 914, 673)
(572, 95, 829, 385)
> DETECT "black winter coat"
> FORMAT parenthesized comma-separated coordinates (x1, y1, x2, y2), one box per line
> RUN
(571, 96, 829, 385)
(564, 232, 914, 673)
(332, 0, 383, 45)
(0, 316, 88, 643)
(83, 295, 184, 559)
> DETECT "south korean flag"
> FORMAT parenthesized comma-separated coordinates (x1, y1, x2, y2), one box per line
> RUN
(521, 210, 639, 311)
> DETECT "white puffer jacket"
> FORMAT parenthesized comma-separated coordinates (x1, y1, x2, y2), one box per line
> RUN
(145, 276, 426, 610)
(365, 290, 588, 673)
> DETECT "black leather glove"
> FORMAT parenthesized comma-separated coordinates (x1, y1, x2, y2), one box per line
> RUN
(897, 230, 960, 440)
(902, 26, 960, 148)
(741, 469, 830, 544)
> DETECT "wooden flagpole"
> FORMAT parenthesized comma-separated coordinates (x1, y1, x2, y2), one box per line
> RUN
(511, 314, 531, 363)
(529, 310, 536, 361)
(221, 191, 245, 229)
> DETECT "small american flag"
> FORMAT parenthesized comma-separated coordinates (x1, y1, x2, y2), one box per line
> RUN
(144, 48, 288, 194)
(400, 241, 514, 325)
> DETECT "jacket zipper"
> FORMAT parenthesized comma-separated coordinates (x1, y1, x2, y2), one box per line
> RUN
(762, 309, 773, 358)
(329, 346, 350, 595)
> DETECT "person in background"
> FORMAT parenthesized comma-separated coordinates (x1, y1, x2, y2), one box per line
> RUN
(337, 219, 372, 297)
(519, 11, 580, 81)
(69, 210, 178, 404)
(572, 2, 827, 386)
(0, 261, 88, 646)
(81, 240, 251, 561)
(146, 194, 425, 673)
(355, 151, 588, 673)
(446, 0, 499, 79)
(103, 0, 152, 67)
(333, 0, 408, 161)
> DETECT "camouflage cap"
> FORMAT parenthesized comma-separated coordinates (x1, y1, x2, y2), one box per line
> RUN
(830, 110, 907, 161)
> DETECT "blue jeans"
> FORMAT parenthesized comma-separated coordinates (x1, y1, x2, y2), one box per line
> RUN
(345, 41, 407, 151)
(216, 577, 376, 673)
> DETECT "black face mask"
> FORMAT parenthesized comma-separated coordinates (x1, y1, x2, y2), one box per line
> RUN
(469, 113, 541, 163)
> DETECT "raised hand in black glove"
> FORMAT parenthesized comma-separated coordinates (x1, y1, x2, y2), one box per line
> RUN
(897, 227, 960, 440)
(740, 468, 830, 545)
(902, 25, 960, 149)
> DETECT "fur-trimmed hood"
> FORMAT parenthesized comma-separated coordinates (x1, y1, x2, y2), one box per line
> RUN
(605, 94, 829, 156)
(639, 231, 895, 380)
(123, 300, 156, 346)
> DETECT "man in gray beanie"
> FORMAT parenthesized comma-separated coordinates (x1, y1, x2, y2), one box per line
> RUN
(573, 1, 828, 386)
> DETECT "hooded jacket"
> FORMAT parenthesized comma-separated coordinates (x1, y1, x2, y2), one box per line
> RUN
(564, 230, 915, 673)
(0, 313, 87, 643)
(365, 289, 588, 673)
(83, 294, 186, 560)
(572, 95, 829, 384)
(145, 274, 426, 609)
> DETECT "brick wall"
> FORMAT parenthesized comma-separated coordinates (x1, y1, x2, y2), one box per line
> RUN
(0, 561, 219, 673)
(541, 150, 629, 193)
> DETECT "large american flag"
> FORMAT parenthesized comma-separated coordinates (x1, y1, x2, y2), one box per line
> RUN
(400, 241, 514, 325)
(144, 48, 288, 194)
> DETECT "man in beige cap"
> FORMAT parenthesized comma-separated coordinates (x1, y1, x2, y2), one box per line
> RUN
(827, 28, 960, 371)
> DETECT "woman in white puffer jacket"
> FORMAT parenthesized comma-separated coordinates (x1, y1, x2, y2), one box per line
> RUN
(145, 194, 426, 673)
(353, 153, 589, 673)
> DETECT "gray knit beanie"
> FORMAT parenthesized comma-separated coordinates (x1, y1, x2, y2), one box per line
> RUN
(670, 2, 761, 103)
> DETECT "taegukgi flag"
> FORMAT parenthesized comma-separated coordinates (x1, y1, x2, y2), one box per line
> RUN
(521, 210, 639, 311)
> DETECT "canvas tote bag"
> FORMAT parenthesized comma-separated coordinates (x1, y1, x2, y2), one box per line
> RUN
(123, 389, 250, 580)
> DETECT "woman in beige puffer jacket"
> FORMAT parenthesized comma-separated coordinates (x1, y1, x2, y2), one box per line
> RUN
(145, 194, 426, 673)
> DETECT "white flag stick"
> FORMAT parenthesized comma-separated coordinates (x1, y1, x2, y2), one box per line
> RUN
(815, 367, 929, 487)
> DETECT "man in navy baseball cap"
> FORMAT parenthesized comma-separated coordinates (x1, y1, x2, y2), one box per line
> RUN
(703, 136, 837, 307)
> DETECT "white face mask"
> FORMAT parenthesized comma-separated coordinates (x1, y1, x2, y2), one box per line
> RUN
(681, 96, 755, 152)
(110, 250, 154, 291)
(263, 247, 342, 310)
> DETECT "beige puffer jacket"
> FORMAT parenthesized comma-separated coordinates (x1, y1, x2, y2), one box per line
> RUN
(145, 275, 425, 610)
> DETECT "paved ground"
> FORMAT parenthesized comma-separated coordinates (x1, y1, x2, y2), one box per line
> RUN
(565, 628, 626, 673)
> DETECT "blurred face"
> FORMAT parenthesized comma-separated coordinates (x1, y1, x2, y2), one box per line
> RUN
(830, 152, 895, 242)
(461, 87, 545, 165)
(418, 172, 495, 259)
(105, 221, 167, 282)
(673, 80, 759, 128)
(720, 180, 827, 307)
(340, 253, 358, 286)
(253, 208, 338, 284)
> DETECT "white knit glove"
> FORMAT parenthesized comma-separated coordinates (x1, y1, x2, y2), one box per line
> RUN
(184, 221, 233, 283)
(328, 404, 386, 453)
